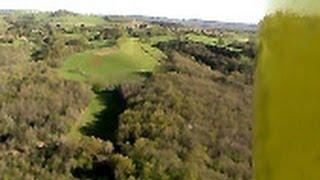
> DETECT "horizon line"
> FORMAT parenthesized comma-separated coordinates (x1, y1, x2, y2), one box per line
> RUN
(0, 8, 259, 25)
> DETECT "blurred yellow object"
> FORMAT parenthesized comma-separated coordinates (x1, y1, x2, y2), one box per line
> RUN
(254, 3, 320, 179)
(268, 0, 320, 16)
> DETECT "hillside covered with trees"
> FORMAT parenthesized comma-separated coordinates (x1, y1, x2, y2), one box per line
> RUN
(0, 10, 255, 179)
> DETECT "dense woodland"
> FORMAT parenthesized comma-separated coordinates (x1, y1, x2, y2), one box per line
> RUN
(0, 10, 255, 179)
(116, 52, 252, 179)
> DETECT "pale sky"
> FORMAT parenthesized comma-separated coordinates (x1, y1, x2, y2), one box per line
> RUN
(0, 0, 267, 23)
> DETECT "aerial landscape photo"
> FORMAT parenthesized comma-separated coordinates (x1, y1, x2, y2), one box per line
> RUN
(0, 0, 266, 179)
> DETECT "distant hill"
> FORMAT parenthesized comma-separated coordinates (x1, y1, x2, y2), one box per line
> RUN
(128, 15, 258, 31)
(0, 9, 40, 14)
(0, 9, 258, 31)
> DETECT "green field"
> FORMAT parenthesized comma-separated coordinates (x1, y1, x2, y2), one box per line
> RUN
(50, 15, 106, 27)
(185, 33, 243, 52)
(60, 37, 163, 85)
(185, 33, 219, 46)
(148, 35, 176, 45)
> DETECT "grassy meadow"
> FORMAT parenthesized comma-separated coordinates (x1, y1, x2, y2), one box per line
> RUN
(59, 36, 162, 85)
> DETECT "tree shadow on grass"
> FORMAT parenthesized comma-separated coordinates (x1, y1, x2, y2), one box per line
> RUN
(80, 88, 126, 143)
(73, 89, 125, 180)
